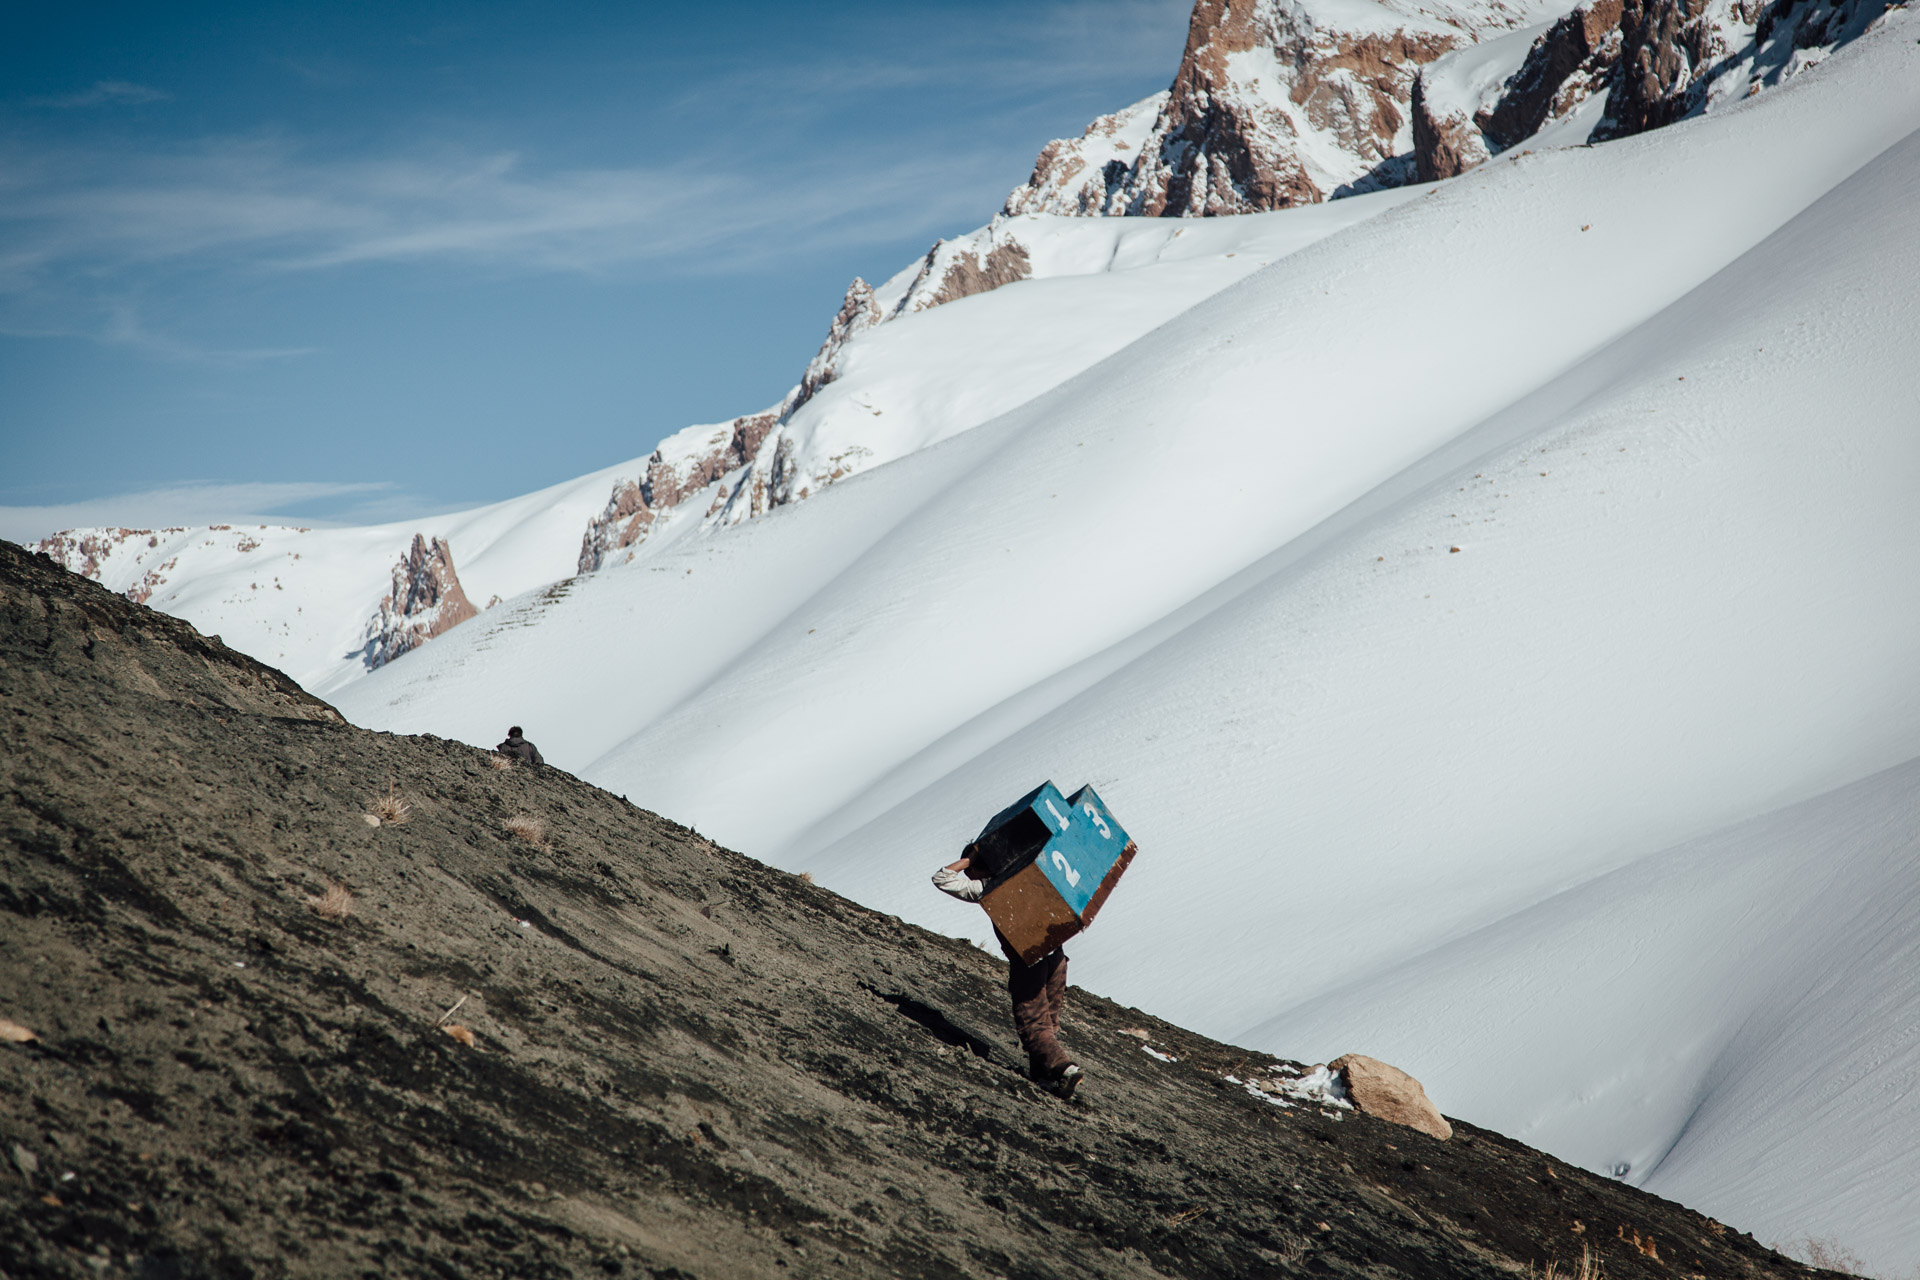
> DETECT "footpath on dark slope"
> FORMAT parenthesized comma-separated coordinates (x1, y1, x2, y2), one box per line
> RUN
(0, 539, 1826, 1280)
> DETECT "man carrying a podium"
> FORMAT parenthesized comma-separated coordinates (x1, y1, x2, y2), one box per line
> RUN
(932, 781, 1138, 1101)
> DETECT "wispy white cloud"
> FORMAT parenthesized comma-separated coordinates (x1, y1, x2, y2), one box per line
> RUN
(673, 0, 1188, 110)
(97, 304, 320, 364)
(0, 125, 1010, 364)
(0, 0, 1189, 357)
(0, 131, 1002, 296)
(28, 80, 173, 109)
(0, 480, 428, 545)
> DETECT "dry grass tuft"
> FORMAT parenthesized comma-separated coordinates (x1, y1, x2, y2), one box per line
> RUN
(441, 1024, 476, 1047)
(0, 1017, 39, 1044)
(1533, 1245, 1603, 1280)
(488, 753, 514, 772)
(797, 871, 815, 884)
(1773, 1236, 1869, 1276)
(1268, 1232, 1307, 1263)
(503, 814, 548, 848)
(306, 882, 354, 920)
(367, 779, 410, 824)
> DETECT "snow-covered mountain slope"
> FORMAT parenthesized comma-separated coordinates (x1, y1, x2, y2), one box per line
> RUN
(35, 460, 644, 697)
(574, 201, 1416, 572)
(39, 204, 1400, 695)
(335, 16, 1920, 1270)
(331, 193, 1418, 753)
(1264, 757, 1920, 1272)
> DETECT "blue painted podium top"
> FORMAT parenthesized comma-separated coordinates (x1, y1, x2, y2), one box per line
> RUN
(1022, 781, 1131, 916)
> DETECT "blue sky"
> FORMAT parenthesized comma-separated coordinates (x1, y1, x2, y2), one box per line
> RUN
(0, 0, 1189, 537)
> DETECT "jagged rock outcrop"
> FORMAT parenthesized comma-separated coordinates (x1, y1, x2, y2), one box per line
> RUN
(1004, 94, 1170, 216)
(1413, 0, 1896, 176)
(1481, 0, 1627, 147)
(1003, 0, 1545, 218)
(1411, 75, 1493, 181)
(795, 277, 884, 410)
(362, 534, 476, 670)
(578, 221, 1040, 571)
(1592, 0, 1724, 137)
(577, 407, 784, 572)
(893, 234, 1034, 314)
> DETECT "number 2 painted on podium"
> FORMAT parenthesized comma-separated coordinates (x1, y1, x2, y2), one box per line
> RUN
(1051, 850, 1081, 887)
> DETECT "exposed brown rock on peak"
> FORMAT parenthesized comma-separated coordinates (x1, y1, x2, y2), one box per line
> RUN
(921, 240, 1033, 310)
(1593, 0, 1718, 138)
(576, 227, 1042, 570)
(1003, 95, 1166, 217)
(1416, 0, 1895, 176)
(1412, 74, 1490, 181)
(1132, 0, 1334, 214)
(363, 534, 477, 670)
(576, 407, 783, 574)
(1004, 0, 1533, 218)
(33, 528, 136, 581)
(1479, 0, 1627, 151)
(795, 276, 884, 412)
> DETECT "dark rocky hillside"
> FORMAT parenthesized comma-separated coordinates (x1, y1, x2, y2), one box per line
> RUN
(0, 540, 1831, 1280)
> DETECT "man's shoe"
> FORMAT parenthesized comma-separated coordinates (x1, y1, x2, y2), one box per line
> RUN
(1046, 1064, 1084, 1099)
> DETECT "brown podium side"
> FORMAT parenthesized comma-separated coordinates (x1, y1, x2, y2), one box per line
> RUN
(982, 840, 1137, 966)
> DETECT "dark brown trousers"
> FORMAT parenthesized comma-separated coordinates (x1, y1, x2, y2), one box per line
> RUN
(998, 935, 1071, 1078)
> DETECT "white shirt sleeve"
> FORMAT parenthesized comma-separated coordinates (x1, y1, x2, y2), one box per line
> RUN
(932, 865, 985, 902)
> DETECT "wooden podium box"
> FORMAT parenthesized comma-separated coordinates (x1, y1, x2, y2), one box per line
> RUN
(974, 781, 1137, 965)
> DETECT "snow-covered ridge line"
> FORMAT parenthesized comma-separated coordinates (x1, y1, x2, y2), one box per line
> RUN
(573, 203, 1371, 573)
(30, 196, 1392, 697)
(34, 523, 484, 678)
(31, 453, 645, 695)
(35, 0, 1903, 693)
(581, 0, 1907, 581)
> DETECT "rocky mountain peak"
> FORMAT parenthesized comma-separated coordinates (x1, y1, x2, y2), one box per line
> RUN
(1412, 0, 1897, 179)
(1003, 94, 1169, 216)
(1004, 0, 1545, 218)
(796, 275, 884, 411)
(362, 533, 477, 670)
